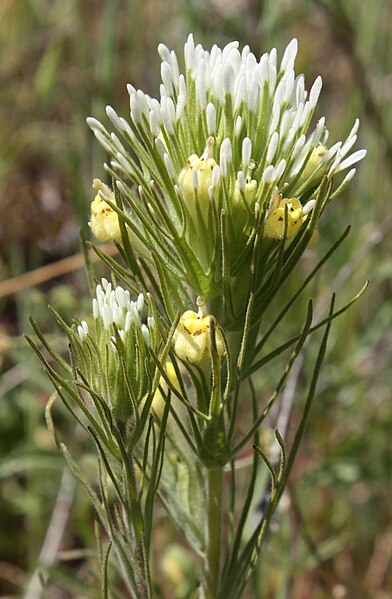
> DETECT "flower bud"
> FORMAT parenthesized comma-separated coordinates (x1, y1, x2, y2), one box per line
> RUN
(232, 175, 258, 237)
(90, 179, 121, 242)
(151, 362, 180, 420)
(178, 138, 217, 208)
(301, 144, 327, 187)
(173, 298, 224, 366)
(264, 197, 304, 240)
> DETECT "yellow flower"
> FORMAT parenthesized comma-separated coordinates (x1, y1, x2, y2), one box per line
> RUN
(178, 137, 217, 207)
(89, 179, 121, 242)
(234, 175, 257, 206)
(173, 297, 224, 365)
(264, 197, 304, 240)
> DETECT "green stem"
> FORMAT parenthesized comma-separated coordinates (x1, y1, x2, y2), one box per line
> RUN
(203, 465, 224, 599)
(127, 458, 153, 598)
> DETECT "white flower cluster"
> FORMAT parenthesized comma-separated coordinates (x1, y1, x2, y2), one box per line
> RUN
(78, 279, 154, 347)
(87, 35, 365, 201)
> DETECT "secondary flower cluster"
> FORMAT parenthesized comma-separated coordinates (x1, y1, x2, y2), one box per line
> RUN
(78, 278, 154, 347)
(74, 279, 156, 420)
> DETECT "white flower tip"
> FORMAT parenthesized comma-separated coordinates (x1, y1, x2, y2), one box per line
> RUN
(206, 103, 216, 134)
(158, 43, 170, 62)
(242, 137, 252, 166)
(212, 164, 221, 188)
(336, 148, 367, 172)
(262, 165, 277, 184)
(86, 117, 103, 132)
(302, 199, 316, 215)
(237, 171, 246, 193)
(77, 324, 86, 340)
(164, 153, 174, 178)
(317, 116, 326, 129)
(221, 138, 232, 164)
(234, 115, 242, 137)
(137, 294, 144, 313)
(309, 76, 323, 108)
(222, 63, 235, 96)
(141, 324, 151, 347)
(280, 38, 298, 72)
(276, 159, 286, 179)
(266, 131, 279, 163)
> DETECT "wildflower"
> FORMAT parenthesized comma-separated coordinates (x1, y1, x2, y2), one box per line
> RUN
(89, 179, 121, 242)
(178, 137, 217, 209)
(264, 197, 304, 240)
(173, 297, 224, 366)
(264, 189, 317, 240)
(87, 35, 366, 321)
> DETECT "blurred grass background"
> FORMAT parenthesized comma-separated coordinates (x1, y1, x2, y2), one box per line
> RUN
(0, 0, 391, 597)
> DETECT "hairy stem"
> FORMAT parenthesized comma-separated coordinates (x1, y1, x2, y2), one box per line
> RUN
(203, 465, 224, 599)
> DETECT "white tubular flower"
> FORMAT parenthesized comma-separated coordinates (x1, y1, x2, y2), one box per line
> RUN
(78, 280, 155, 351)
